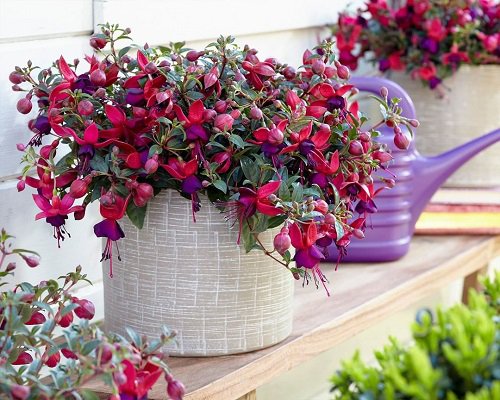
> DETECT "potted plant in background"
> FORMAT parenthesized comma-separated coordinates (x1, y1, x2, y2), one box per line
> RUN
(10, 24, 414, 356)
(331, 0, 500, 187)
(0, 229, 184, 400)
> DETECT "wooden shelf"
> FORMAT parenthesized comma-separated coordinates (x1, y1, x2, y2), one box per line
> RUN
(85, 235, 500, 400)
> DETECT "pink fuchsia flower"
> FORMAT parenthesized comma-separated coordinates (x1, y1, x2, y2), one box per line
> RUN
(307, 83, 354, 118)
(173, 99, 208, 142)
(476, 32, 499, 53)
(33, 193, 83, 246)
(248, 120, 288, 158)
(24, 159, 76, 199)
(307, 149, 340, 189)
(241, 57, 276, 90)
(425, 18, 447, 42)
(281, 121, 330, 156)
(442, 44, 470, 66)
(93, 192, 130, 277)
(117, 360, 163, 400)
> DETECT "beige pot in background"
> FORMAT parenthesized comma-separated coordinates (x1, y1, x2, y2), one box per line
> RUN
(102, 190, 294, 356)
(388, 65, 500, 188)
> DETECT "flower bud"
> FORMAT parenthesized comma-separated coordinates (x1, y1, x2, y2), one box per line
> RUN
(312, 59, 326, 75)
(98, 343, 113, 364)
(70, 179, 88, 199)
(134, 183, 154, 207)
(230, 109, 241, 119)
(6, 262, 16, 272)
(314, 199, 329, 214)
(166, 374, 186, 400)
(9, 72, 24, 84)
(348, 140, 364, 155)
(16, 179, 25, 192)
(268, 126, 284, 145)
(16, 97, 32, 114)
(16, 143, 26, 151)
(74, 298, 95, 320)
(21, 255, 40, 268)
(352, 228, 365, 239)
(58, 311, 74, 328)
(144, 62, 158, 74)
(359, 132, 371, 142)
(283, 66, 296, 80)
(214, 100, 228, 113)
(113, 371, 127, 386)
(273, 228, 291, 255)
(324, 213, 336, 225)
(25, 311, 46, 325)
(409, 119, 420, 128)
(90, 36, 107, 49)
(45, 351, 61, 368)
(12, 352, 33, 365)
(394, 132, 410, 150)
(380, 87, 389, 98)
(144, 156, 159, 174)
(77, 100, 94, 116)
(372, 150, 393, 163)
(10, 384, 30, 400)
(186, 50, 203, 62)
(90, 69, 106, 86)
(249, 107, 263, 120)
(61, 348, 78, 360)
(214, 114, 234, 132)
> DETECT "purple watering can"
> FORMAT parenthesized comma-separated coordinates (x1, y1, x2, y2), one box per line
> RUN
(325, 76, 500, 263)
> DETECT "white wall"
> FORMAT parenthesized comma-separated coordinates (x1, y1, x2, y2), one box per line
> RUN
(0, 0, 356, 319)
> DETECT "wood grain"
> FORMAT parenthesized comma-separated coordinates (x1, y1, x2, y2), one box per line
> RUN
(83, 235, 500, 400)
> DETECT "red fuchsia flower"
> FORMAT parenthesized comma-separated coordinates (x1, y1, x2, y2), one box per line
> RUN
(476, 32, 499, 54)
(241, 56, 276, 90)
(281, 121, 330, 156)
(307, 149, 340, 189)
(414, 63, 442, 89)
(33, 193, 83, 246)
(25, 311, 46, 325)
(23, 159, 76, 199)
(425, 17, 447, 42)
(248, 120, 288, 159)
(173, 100, 208, 142)
(307, 83, 354, 118)
(44, 350, 61, 368)
(117, 360, 163, 400)
(211, 149, 233, 174)
(93, 192, 130, 277)
(442, 44, 470, 66)
(73, 298, 95, 320)
(12, 351, 33, 365)
(222, 180, 283, 243)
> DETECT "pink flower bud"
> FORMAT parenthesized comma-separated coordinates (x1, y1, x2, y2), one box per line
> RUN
(352, 228, 365, 239)
(273, 228, 291, 255)
(314, 199, 329, 214)
(214, 114, 234, 132)
(324, 66, 337, 78)
(166, 374, 186, 400)
(230, 109, 241, 119)
(58, 311, 74, 328)
(145, 61, 158, 74)
(98, 343, 113, 364)
(249, 107, 263, 120)
(134, 183, 154, 207)
(12, 352, 33, 365)
(394, 132, 410, 150)
(145, 157, 159, 174)
(21, 255, 40, 268)
(16, 143, 26, 151)
(312, 59, 326, 75)
(9, 72, 24, 84)
(16, 97, 32, 114)
(90, 69, 106, 86)
(268, 126, 284, 145)
(77, 100, 94, 116)
(359, 132, 371, 142)
(324, 213, 336, 225)
(380, 87, 389, 98)
(6, 262, 16, 272)
(74, 298, 95, 320)
(25, 311, 46, 325)
(335, 62, 350, 80)
(61, 348, 78, 360)
(283, 66, 296, 80)
(89, 36, 107, 49)
(214, 100, 228, 113)
(45, 351, 61, 368)
(16, 179, 25, 192)
(70, 179, 88, 199)
(113, 371, 127, 386)
(348, 140, 364, 155)
(10, 384, 30, 400)
(372, 150, 393, 163)
(409, 119, 420, 128)
(186, 50, 203, 62)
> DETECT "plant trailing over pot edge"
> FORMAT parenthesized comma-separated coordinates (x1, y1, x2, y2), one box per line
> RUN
(10, 23, 416, 290)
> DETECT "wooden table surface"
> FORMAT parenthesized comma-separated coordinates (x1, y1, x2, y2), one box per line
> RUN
(86, 235, 500, 400)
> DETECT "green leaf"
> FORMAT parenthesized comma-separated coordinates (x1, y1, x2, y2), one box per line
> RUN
(240, 157, 260, 183)
(229, 134, 247, 149)
(89, 155, 109, 173)
(291, 182, 304, 202)
(80, 389, 101, 400)
(81, 339, 101, 356)
(241, 223, 257, 253)
(212, 180, 227, 194)
(126, 202, 147, 230)
(126, 327, 142, 347)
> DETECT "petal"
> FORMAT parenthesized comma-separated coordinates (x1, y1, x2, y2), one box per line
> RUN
(306, 105, 327, 118)
(335, 84, 354, 96)
(173, 104, 189, 125)
(105, 105, 126, 126)
(125, 152, 142, 169)
(294, 248, 318, 269)
(289, 223, 304, 249)
(57, 56, 77, 82)
(60, 194, 75, 210)
(184, 158, 198, 177)
(93, 219, 125, 241)
(83, 123, 99, 144)
(298, 122, 313, 141)
(253, 62, 275, 76)
(256, 201, 282, 216)
(318, 83, 336, 98)
(32, 194, 51, 211)
(305, 222, 318, 247)
(253, 127, 270, 142)
(188, 100, 205, 124)
(257, 180, 281, 198)
(137, 51, 149, 71)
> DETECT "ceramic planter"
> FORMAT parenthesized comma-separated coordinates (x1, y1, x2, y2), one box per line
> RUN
(387, 65, 500, 188)
(102, 190, 294, 356)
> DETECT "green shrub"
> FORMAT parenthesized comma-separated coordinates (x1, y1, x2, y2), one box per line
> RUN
(330, 271, 500, 400)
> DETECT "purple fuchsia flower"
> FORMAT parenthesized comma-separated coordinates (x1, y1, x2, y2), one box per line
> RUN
(248, 120, 288, 160)
(33, 193, 83, 246)
(306, 83, 354, 118)
(280, 121, 330, 157)
(173, 100, 208, 142)
(93, 192, 130, 277)
(24, 159, 76, 198)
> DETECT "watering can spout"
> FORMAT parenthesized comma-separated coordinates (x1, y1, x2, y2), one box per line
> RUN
(409, 128, 500, 226)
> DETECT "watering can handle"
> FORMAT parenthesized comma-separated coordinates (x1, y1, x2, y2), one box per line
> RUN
(350, 76, 417, 120)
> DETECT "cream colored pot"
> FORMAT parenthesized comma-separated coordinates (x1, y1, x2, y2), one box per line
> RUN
(102, 190, 294, 356)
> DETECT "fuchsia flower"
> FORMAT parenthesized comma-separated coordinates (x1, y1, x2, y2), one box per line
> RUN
(241, 57, 276, 90)
(442, 44, 470, 66)
(281, 121, 330, 156)
(117, 360, 163, 400)
(173, 100, 208, 142)
(24, 159, 76, 198)
(307, 83, 354, 118)
(248, 120, 288, 158)
(33, 193, 83, 246)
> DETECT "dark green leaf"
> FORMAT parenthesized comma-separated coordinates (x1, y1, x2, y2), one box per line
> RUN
(212, 180, 227, 194)
(126, 202, 147, 230)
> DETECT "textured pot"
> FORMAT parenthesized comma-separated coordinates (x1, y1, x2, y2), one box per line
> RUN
(387, 65, 500, 188)
(102, 190, 294, 356)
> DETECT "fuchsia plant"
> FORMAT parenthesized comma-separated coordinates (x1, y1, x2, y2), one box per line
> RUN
(0, 229, 184, 399)
(11, 24, 415, 288)
(332, 0, 499, 94)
